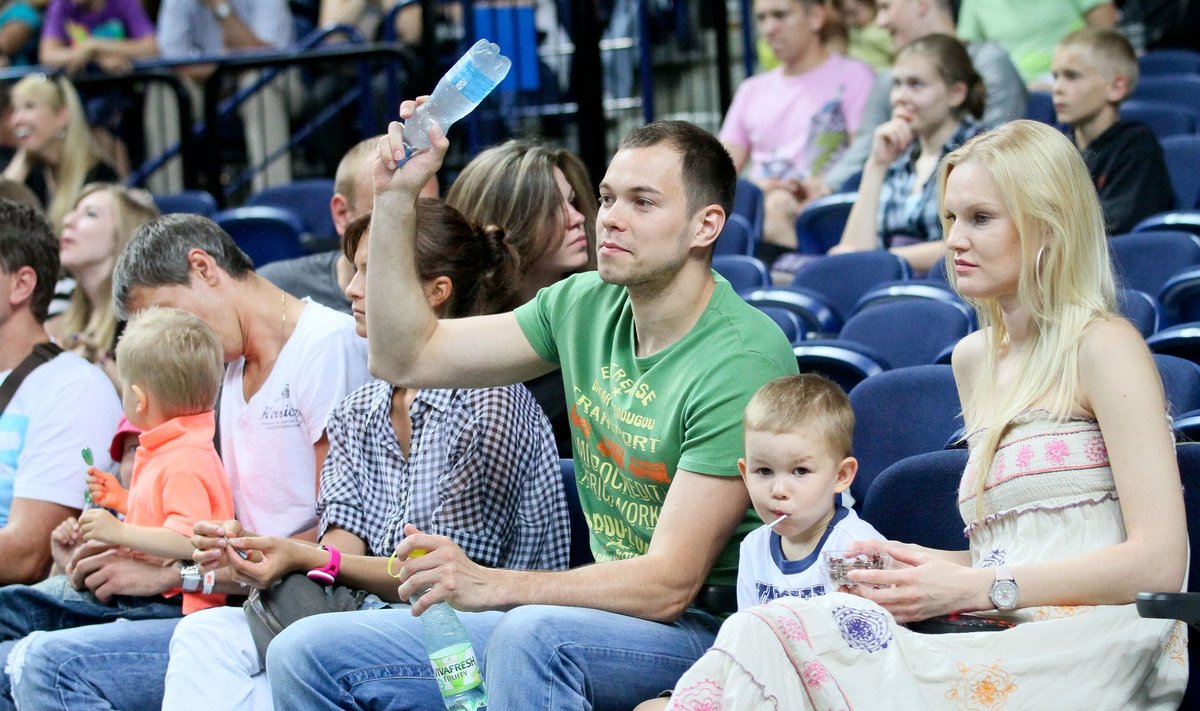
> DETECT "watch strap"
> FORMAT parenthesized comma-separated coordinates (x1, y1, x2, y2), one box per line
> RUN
(179, 561, 202, 593)
(306, 544, 340, 585)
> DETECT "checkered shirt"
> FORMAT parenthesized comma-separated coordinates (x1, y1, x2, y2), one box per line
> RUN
(317, 379, 570, 571)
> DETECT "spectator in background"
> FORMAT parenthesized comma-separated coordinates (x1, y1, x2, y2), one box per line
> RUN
(957, 0, 1116, 88)
(0, 199, 121, 588)
(1051, 28, 1174, 234)
(144, 0, 293, 194)
(38, 0, 156, 75)
(823, 0, 1026, 191)
(835, 0, 893, 70)
(3, 73, 117, 230)
(722, 0, 875, 267)
(831, 34, 985, 272)
(0, 0, 45, 67)
(47, 183, 159, 384)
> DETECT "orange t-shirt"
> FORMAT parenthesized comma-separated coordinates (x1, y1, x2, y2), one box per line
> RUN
(125, 411, 234, 614)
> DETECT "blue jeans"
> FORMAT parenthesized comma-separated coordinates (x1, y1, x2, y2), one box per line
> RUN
(268, 604, 722, 710)
(9, 617, 179, 711)
(0, 575, 181, 703)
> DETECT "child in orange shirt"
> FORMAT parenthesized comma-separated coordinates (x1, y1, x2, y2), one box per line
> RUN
(78, 305, 234, 614)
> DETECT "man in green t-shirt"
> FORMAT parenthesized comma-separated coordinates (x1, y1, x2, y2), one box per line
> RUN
(266, 114, 799, 710)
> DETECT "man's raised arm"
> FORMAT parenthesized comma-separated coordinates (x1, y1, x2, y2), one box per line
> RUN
(365, 108, 556, 389)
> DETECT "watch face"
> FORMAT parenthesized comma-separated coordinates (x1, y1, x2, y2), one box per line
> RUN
(991, 580, 1019, 610)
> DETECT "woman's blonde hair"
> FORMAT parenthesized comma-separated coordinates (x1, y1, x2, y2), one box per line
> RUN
(59, 183, 159, 356)
(445, 140, 597, 287)
(938, 121, 1117, 512)
(10, 74, 109, 230)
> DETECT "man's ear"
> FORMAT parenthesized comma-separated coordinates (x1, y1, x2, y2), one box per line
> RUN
(330, 193, 352, 236)
(4, 265, 37, 308)
(833, 456, 858, 493)
(187, 249, 221, 286)
(693, 205, 725, 251)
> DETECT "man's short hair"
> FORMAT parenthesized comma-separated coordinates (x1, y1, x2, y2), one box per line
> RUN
(617, 120, 737, 219)
(0, 178, 42, 212)
(0, 199, 59, 323)
(334, 136, 379, 214)
(1058, 28, 1139, 97)
(744, 374, 855, 459)
(112, 214, 254, 319)
(115, 306, 224, 417)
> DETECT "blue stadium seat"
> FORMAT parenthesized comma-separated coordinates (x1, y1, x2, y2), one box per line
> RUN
(1131, 75, 1200, 116)
(794, 192, 856, 255)
(743, 288, 841, 337)
(846, 364, 963, 509)
(712, 254, 769, 292)
(732, 177, 763, 251)
(790, 251, 911, 324)
(214, 206, 307, 268)
(861, 448, 969, 551)
(1025, 90, 1057, 124)
(1117, 287, 1161, 337)
(1161, 135, 1200, 209)
(1134, 210, 1200, 238)
(247, 179, 337, 246)
(714, 213, 755, 257)
(1139, 49, 1200, 76)
(1120, 100, 1200, 140)
(558, 459, 593, 568)
(1109, 231, 1200, 296)
(854, 282, 972, 324)
(152, 190, 218, 218)
(753, 305, 805, 345)
(1147, 352, 1200, 415)
(1158, 268, 1200, 326)
(838, 299, 973, 370)
(793, 343, 886, 393)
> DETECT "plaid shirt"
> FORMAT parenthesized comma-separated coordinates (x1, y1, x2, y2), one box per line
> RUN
(317, 380, 570, 571)
(877, 118, 983, 247)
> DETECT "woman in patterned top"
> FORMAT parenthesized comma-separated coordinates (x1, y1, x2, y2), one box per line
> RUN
(663, 120, 1187, 709)
(162, 203, 571, 711)
(831, 33, 985, 273)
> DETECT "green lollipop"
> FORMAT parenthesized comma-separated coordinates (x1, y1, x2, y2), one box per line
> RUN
(82, 447, 94, 504)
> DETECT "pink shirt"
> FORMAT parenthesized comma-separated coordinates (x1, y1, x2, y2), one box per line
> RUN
(720, 54, 875, 181)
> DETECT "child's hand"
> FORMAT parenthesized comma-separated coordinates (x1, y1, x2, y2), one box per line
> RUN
(49, 517, 82, 575)
(79, 509, 122, 545)
(87, 469, 129, 514)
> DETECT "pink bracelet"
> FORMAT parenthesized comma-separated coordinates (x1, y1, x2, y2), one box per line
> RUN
(306, 544, 340, 585)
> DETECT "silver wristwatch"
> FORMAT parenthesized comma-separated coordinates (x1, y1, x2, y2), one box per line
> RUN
(988, 565, 1019, 611)
(179, 561, 203, 593)
(212, 1, 232, 20)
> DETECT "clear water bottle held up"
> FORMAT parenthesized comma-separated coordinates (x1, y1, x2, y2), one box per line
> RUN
(409, 550, 488, 711)
(403, 39, 512, 152)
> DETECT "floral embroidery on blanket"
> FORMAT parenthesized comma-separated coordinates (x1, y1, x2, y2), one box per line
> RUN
(801, 661, 831, 689)
(945, 661, 1017, 710)
(832, 605, 892, 653)
(1168, 621, 1187, 667)
(672, 678, 725, 710)
(1031, 605, 1091, 621)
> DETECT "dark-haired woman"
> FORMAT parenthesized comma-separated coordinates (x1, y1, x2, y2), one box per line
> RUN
(831, 34, 986, 273)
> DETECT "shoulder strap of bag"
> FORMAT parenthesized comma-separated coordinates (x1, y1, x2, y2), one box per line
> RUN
(0, 342, 64, 417)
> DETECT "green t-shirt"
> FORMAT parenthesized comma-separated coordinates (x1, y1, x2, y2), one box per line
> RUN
(514, 272, 798, 592)
(957, 0, 1107, 82)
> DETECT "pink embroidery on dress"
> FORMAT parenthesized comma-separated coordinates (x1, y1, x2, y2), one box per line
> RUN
(945, 661, 1017, 710)
(1014, 445, 1034, 470)
(993, 454, 1006, 479)
(801, 661, 831, 689)
(1083, 435, 1108, 464)
(776, 616, 809, 643)
(1044, 439, 1071, 465)
(671, 678, 725, 711)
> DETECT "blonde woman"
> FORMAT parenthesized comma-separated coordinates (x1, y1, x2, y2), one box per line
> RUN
(662, 120, 1188, 709)
(49, 183, 158, 382)
(3, 73, 116, 230)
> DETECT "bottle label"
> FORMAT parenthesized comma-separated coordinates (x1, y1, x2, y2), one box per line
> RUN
(429, 642, 485, 698)
(445, 59, 500, 105)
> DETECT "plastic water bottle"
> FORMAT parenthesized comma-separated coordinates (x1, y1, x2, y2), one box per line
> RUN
(404, 39, 512, 152)
(409, 551, 488, 711)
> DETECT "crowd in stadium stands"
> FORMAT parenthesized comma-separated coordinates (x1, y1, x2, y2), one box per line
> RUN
(0, 0, 1199, 709)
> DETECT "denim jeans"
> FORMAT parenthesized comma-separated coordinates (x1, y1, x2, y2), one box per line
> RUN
(267, 604, 722, 710)
(0, 575, 181, 704)
(9, 617, 179, 711)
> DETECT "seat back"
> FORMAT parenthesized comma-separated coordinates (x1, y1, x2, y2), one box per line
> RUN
(840, 300, 973, 369)
(712, 254, 768, 292)
(1161, 134, 1200, 209)
(1025, 90, 1057, 125)
(793, 343, 886, 393)
(152, 190, 218, 218)
(558, 459, 594, 568)
(743, 288, 841, 336)
(793, 193, 857, 255)
(1120, 100, 1200, 140)
(1139, 50, 1200, 76)
(1134, 210, 1200, 238)
(790, 251, 912, 323)
(732, 177, 764, 251)
(753, 305, 805, 345)
(1131, 75, 1200, 116)
(1117, 287, 1161, 337)
(214, 206, 307, 268)
(247, 179, 337, 244)
(1160, 268, 1200, 326)
(861, 448, 969, 551)
(713, 213, 754, 257)
(1110, 231, 1200, 296)
(847, 364, 963, 507)
(1153, 353, 1200, 415)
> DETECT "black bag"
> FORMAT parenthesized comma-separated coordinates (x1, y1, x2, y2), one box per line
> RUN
(243, 573, 370, 664)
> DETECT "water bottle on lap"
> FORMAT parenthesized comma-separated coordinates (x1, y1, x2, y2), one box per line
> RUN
(410, 550, 489, 711)
(404, 39, 512, 152)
